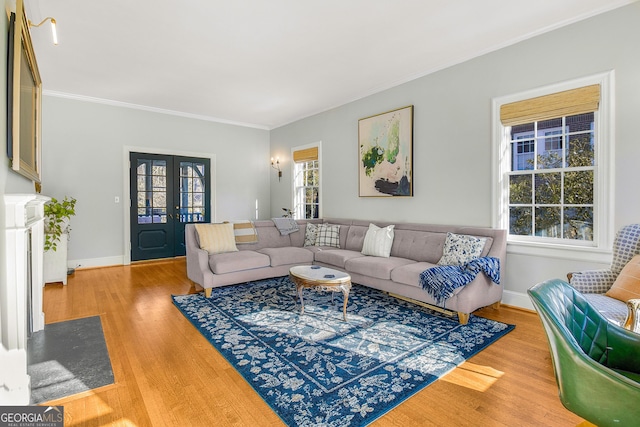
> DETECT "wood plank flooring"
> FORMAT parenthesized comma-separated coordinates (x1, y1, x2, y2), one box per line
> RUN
(41, 259, 584, 426)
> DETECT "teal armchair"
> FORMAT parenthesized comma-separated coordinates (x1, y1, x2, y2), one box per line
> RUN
(528, 279, 640, 427)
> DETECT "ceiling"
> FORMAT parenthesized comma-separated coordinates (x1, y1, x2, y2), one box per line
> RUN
(25, 0, 635, 130)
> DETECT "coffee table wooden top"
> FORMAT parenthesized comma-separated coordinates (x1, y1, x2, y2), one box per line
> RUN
(289, 265, 351, 321)
(289, 265, 351, 285)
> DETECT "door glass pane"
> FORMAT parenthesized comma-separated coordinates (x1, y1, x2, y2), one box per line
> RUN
(179, 161, 206, 223)
(137, 159, 167, 224)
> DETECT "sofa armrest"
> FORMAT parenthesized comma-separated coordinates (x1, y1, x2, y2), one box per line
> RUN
(185, 224, 211, 287)
(568, 269, 617, 294)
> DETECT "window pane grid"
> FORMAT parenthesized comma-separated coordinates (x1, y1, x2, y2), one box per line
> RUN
(179, 161, 206, 223)
(137, 159, 167, 224)
(507, 113, 594, 241)
(294, 158, 320, 219)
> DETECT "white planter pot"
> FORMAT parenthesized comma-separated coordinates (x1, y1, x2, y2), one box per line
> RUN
(44, 232, 68, 285)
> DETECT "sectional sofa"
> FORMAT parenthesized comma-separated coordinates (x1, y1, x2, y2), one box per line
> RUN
(185, 218, 507, 324)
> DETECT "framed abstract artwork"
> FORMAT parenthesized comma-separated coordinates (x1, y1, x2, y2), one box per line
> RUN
(358, 105, 413, 197)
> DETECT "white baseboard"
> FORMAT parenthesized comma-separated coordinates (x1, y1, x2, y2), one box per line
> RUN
(68, 255, 124, 270)
(501, 289, 535, 311)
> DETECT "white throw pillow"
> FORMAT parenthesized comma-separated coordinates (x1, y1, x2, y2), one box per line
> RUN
(194, 223, 238, 254)
(315, 224, 341, 248)
(437, 232, 486, 266)
(361, 223, 395, 257)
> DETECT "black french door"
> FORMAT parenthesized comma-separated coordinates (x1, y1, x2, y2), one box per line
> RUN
(130, 152, 211, 261)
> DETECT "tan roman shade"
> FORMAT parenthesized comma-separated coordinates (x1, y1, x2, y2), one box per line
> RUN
(500, 84, 600, 126)
(293, 147, 318, 163)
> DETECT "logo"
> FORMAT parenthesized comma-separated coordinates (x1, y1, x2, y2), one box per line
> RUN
(0, 406, 64, 427)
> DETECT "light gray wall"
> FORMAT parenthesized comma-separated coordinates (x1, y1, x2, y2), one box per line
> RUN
(270, 2, 640, 307)
(40, 97, 271, 267)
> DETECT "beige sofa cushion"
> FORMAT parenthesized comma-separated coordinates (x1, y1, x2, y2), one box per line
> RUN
(258, 247, 314, 267)
(315, 249, 364, 268)
(345, 256, 415, 280)
(390, 262, 438, 288)
(208, 251, 270, 274)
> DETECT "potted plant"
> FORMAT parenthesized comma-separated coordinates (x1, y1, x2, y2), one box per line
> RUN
(44, 196, 76, 285)
(44, 196, 77, 251)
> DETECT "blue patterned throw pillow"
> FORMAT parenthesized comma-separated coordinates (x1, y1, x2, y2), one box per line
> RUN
(437, 232, 487, 266)
(303, 223, 318, 246)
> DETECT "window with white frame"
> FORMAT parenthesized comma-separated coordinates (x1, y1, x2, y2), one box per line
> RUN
(494, 73, 613, 249)
(292, 145, 320, 219)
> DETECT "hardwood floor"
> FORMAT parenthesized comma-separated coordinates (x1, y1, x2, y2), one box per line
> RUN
(41, 259, 584, 426)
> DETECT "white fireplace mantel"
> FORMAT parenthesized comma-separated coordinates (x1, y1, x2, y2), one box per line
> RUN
(1, 194, 49, 404)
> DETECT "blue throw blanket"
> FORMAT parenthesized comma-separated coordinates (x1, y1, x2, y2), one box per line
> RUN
(419, 257, 501, 305)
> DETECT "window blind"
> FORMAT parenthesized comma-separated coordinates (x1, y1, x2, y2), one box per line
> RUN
(293, 147, 318, 163)
(500, 84, 600, 126)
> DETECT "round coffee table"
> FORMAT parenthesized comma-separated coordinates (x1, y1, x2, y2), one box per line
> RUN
(289, 265, 352, 321)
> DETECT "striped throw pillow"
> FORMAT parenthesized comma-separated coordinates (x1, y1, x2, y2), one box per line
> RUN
(194, 223, 238, 254)
(231, 221, 259, 244)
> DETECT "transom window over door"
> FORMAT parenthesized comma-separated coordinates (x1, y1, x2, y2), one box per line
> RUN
(493, 73, 614, 250)
(292, 144, 321, 219)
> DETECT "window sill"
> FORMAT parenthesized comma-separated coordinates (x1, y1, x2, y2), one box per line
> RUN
(506, 240, 611, 264)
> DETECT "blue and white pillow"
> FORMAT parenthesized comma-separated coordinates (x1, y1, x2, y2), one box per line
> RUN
(303, 223, 318, 247)
(437, 232, 486, 266)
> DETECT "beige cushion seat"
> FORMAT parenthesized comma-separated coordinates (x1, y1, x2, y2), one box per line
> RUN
(345, 256, 415, 280)
(390, 262, 438, 288)
(314, 249, 365, 268)
(209, 251, 270, 274)
(258, 247, 314, 267)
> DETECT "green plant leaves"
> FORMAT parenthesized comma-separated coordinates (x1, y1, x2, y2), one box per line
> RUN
(44, 196, 77, 252)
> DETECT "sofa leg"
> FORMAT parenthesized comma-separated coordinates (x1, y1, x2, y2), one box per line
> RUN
(457, 312, 470, 325)
(205, 288, 212, 298)
(491, 301, 501, 310)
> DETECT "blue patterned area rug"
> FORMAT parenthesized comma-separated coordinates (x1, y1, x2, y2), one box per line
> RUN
(172, 276, 514, 427)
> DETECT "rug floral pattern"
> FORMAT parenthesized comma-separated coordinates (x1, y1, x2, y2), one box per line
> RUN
(172, 276, 513, 427)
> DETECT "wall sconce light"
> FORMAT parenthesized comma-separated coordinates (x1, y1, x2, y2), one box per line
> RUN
(28, 17, 58, 45)
(271, 157, 282, 181)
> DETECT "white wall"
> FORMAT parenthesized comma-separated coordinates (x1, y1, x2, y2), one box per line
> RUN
(270, 2, 640, 308)
(40, 96, 271, 267)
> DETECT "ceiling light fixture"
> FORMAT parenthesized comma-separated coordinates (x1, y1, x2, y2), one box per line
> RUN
(28, 17, 58, 45)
